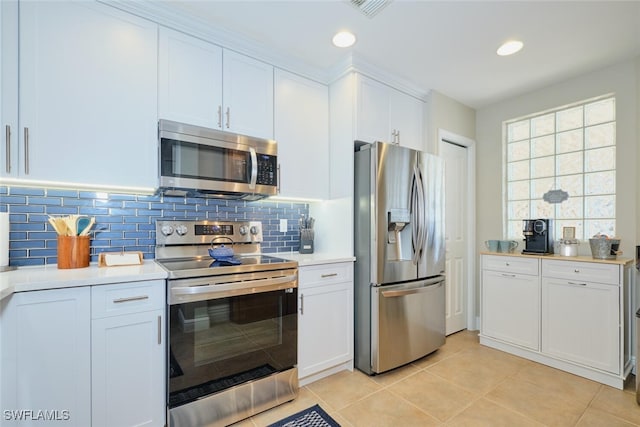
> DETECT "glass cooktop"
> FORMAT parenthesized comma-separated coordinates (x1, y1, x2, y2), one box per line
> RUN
(156, 254, 297, 279)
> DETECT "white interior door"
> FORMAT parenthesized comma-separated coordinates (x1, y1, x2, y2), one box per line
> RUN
(441, 140, 467, 334)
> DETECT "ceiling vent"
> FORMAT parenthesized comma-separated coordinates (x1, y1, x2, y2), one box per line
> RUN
(349, 0, 392, 18)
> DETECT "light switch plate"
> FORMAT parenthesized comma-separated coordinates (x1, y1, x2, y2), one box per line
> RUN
(279, 219, 287, 233)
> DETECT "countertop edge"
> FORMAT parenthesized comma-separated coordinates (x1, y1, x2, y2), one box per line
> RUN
(276, 252, 356, 266)
(479, 251, 633, 266)
(0, 261, 168, 301)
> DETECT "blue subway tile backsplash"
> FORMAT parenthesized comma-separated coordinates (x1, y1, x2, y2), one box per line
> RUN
(0, 185, 308, 267)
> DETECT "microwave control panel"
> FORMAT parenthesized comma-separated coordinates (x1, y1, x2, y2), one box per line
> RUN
(256, 154, 277, 186)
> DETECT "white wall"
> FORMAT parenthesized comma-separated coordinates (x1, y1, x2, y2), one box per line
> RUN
(476, 58, 639, 314)
(425, 90, 476, 154)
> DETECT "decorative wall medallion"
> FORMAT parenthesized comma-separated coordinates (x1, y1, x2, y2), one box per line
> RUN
(543, 189, 569, 204)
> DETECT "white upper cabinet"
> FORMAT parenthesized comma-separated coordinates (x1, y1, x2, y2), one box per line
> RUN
(1, 0, 18, 179)
(158, 27, 223, 129)
(159, 27, 274, 139)
(17, 1, 158, 188)
(223, 50, 274, 139)
(355, 74, 424, 151)
(274, 69, 329, 199)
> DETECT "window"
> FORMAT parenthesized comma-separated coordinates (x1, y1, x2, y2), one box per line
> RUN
(505, 96, 616, 240)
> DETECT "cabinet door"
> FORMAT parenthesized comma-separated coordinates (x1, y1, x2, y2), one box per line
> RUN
(298, 281, 352, 379)
(158, 27, 223, 129)
(223, 50, 274, 139)
(355, 75, 390, 143)
(19, 1, 158, 188)
(542, 278, 619, 373)
(1, 288, 91, 426)
(1, 0, 18, 179)
(481, 270, 539, 350)
(390, 90, 423, 151)
(92, 310, 165, 427)
(274, 69, 329, 199)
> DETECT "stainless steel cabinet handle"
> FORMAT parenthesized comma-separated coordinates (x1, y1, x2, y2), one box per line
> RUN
(568, 281, 587, 286)
(225, 107, 230, 128)
(277, 164, 281, 194)
(574, 269, 580, 273)
(300, 294, 304, 315)
(157, 315, 162, 345)
(23, 127, 29, 174)
(396, 130, 400, 144)
(321, 273, 338, 278)
(5, 125, 10, 173)
(217, 105, 222, 128)
(501, 273, 516, 277)
(113, 295, 149, 304)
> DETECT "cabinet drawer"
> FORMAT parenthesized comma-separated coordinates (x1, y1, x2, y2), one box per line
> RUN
(482, 255, 539, 276)
(92, 280, 165, 318)
(542, 260, 619, 285)
(299, 262, 353, 288)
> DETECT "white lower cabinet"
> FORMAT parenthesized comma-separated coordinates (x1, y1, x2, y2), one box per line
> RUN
(91, 281, 165, 427)
(541, 277, 619, 373)
(0, 287, 91, 426)
(480, 254, 632, 389)
(0, 280, 166, 427)
(298, 262, 353, 384)
(482, 270, 539, 351)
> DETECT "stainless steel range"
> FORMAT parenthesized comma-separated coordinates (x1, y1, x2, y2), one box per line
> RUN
(155, 220, 298, 427)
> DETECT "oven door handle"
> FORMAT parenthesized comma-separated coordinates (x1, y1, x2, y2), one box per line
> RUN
(170, 274, 297, 303)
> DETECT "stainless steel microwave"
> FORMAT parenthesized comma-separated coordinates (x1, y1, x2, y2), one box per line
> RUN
(158, 120, 278, 200)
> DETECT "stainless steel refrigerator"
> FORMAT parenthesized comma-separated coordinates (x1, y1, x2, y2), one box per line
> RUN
(354, 141, 446, 375)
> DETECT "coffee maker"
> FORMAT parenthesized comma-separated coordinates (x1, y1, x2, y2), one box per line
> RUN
(522, 219, 554, 254)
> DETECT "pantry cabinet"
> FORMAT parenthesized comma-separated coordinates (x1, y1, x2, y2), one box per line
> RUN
(355, 74, 424, 151)
(0, 287, 92, 426)
(0, 280, 166, 427)
(274, 69, 329, 199)
(8, 1, 158, 188)
(297, 262, 353, 384)
(480, 254, 632, 389)
(159, 26, 274, 139)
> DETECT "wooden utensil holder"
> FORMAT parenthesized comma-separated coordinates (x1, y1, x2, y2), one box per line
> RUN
(57, 235, 90, 269)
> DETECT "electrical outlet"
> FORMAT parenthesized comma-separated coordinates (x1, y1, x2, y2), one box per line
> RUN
(279, 219, 287, 233)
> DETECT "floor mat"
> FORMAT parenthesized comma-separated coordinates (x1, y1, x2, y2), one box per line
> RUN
(267, 404, 340, 427)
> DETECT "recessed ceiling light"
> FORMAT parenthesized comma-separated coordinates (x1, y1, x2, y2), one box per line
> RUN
(497, 40, 524, 56)
(332, 31, 356, 48)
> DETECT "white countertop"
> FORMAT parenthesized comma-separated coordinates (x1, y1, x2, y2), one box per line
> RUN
(479, 251, 633, 266)
(0, 253, 356, 301)
(0, 261, 167, 301)
(277, 252, 356, 266)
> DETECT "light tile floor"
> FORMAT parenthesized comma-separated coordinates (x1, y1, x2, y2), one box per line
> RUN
(235, 330, 640, 426)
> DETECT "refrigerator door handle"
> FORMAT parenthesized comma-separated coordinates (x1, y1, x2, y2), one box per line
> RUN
(380, 278, 444, 298)
(410, 165, 427, 265)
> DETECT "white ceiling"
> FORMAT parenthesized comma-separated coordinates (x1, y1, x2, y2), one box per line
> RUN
(161, 0, 640, 109)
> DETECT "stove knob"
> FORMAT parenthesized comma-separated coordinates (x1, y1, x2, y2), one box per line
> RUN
(175, 225, 188, 236)
(161, 225, 174, 236)
(250, 225, 259, 235)
(239, 225, 249, 235)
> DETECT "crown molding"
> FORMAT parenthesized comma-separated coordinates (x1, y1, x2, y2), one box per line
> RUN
(100, 1, 429, 99)
(99, 0, 330, 84)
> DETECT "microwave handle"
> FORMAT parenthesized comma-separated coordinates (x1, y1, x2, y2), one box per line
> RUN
(249, 147, 257, 190)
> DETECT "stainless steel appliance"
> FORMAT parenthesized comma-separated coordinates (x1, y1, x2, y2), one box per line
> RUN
(155, 220, 298, 427)
(522, 219, 554, 254)
(158, 119, 278, 200)
(354, 141, 446, 375)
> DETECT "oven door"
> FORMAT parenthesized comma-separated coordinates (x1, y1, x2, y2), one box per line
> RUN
(167, 270, 297, 410)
